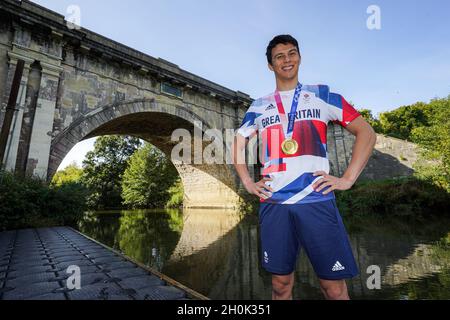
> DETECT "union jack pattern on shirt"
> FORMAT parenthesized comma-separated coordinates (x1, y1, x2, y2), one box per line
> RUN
(237, 84, 360, 204)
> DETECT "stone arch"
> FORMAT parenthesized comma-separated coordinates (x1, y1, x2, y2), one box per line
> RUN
(49, 98, 241, 208)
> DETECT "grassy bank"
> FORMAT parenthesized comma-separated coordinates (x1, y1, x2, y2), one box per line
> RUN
(335, 176, 450, 220)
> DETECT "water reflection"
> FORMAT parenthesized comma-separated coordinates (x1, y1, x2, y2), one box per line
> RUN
(80, 209, 183, 270)
(78, 208, 450, 300)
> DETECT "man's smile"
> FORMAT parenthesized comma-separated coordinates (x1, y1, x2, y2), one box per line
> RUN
(282, 65, 294, 71)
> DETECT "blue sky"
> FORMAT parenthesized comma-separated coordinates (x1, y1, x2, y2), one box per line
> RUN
(30, 0, 450, 169)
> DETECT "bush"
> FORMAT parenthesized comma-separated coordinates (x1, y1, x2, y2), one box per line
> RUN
(0, 170, 88, 231)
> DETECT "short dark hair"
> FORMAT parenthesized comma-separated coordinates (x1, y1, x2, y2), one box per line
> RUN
(266, 34, 300, 65)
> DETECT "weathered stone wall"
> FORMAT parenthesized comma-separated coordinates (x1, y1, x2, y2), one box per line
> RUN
(15, 62, 41, 174)
(0, 10, 63, 177)
(362, 134, 418, 180)
(327, 123, 354, 177)
(0, 16, 12, 113)
(0, 53, 32, 172)
(328, 129, 419, 181)
(54, 48, 240, 143)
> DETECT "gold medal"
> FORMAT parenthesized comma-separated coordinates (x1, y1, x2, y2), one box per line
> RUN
(281, 138, 298, 155)
(275, 83, 302, 156)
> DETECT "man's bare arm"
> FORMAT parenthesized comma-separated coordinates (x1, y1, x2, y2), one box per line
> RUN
(313, 116, 377, 194)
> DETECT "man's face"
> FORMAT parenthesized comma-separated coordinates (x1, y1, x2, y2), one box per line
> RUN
(268, 43, 301, 82)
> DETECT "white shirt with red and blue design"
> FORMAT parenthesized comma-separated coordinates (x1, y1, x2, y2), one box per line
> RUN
(237, 84, 361, 204)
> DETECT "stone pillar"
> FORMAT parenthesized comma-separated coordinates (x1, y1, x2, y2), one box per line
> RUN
(0, 18, 12, 116)
(26, 62, 62, 178)
(15, 61, 42, 174)
(1, 52, 32, 171)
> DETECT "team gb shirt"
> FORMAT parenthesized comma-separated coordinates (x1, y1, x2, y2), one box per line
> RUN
(237, 84, 360, 205)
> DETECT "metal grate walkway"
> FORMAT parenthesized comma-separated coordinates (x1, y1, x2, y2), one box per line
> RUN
(0, 227, 203, 300)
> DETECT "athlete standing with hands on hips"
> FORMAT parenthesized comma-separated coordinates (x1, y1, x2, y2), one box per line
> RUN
(232, 35, 376, 300)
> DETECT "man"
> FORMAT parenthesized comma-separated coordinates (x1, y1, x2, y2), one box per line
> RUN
(232, 35, 376, 300)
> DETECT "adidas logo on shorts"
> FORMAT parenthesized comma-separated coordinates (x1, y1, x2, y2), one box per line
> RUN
(332, 261, 345, 272)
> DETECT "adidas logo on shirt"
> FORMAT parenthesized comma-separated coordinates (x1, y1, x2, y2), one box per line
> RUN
(265, 104, 276, 111)
(332, 261, 345, 272)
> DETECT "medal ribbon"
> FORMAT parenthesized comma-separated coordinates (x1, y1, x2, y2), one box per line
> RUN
(274, 83, 302, 139)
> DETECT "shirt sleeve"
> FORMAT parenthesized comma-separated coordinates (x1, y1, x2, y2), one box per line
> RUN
(236, 104, 261, 138)
(327, 92, 361, 127)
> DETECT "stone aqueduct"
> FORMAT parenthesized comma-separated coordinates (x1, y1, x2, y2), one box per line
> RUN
(0, 1, 418, 208)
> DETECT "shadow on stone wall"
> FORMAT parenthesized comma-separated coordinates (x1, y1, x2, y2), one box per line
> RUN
(359, 149, 415, 181)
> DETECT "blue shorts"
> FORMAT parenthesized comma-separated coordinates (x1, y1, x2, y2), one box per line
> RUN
(259, 199, 359, 280)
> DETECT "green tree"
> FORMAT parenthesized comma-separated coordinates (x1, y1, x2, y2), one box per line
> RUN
(358, 108, 382, 133)
(122, 143, 181, 208)
(81, 135, 141, 209)
(51, 162, 83, 186)
(411, 97, 450, 191)
(165, 179, 184, 208)
(378, 102, 432, 140)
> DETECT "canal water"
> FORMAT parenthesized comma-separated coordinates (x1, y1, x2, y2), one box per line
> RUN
(77, 208, 450, 300)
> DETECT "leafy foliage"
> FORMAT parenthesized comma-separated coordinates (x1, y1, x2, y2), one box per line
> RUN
(51, 162, 83, 186)
(410, 97, 450, 191)
(122, 143, 181, 208)
(378, 102, 431, 140)
(165, 179, 184, 208)
(81, 135, 141, 209)
(358, 108, 382, 133)
(0, 170, 88, 231)
(360, 96, 450, 191)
